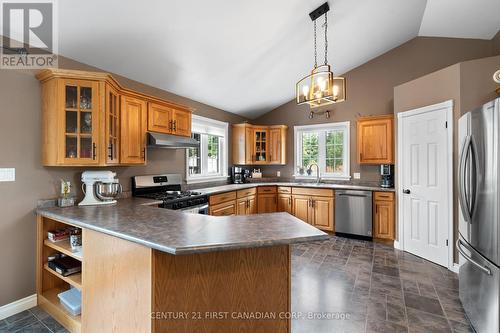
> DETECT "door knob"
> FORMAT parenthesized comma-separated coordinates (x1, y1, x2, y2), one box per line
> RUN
(403, 189, 411, 194)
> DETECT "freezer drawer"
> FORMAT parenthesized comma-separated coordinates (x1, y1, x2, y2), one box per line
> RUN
(458, 236, 499, 333)
(335, 190, 372, 237)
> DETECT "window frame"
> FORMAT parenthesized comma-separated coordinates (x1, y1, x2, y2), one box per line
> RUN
(185, 115, 229, 184)
(293, 121, 351, 180)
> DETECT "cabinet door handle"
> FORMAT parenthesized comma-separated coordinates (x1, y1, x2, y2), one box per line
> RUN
(169, 120, 173, 131)
(173, 120, 177, 131)
(92, 143, 96, 160)
(142, 148, 146, 161)
(288, 197, 292, 206)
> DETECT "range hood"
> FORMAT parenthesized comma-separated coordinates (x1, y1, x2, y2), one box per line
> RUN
(147, 132, 198, 149)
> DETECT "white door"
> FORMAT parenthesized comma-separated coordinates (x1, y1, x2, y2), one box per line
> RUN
(399, 102, 452, 267)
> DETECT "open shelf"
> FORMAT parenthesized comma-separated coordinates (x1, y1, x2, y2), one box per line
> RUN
(44, 264, 82, 289)
(44, 239, 83, 261)
(39, 286, 81, 332)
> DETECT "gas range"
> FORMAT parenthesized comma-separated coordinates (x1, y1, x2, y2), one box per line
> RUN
(132, 174, 208, 213)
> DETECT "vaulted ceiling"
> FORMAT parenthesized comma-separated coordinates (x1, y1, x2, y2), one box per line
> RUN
(58, 0, 500, 118)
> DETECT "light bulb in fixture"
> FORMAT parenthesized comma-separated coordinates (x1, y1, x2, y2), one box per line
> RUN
(302, 85, 309, 97)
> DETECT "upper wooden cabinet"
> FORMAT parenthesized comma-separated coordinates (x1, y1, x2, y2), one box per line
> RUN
(121, 95, 147, 165)
(232, 123, 287, 165)
(357, 115, 394, 164)
(147, 102, 192, 137)
(36, 69, 194, 166)
(40, 77, 101, 166)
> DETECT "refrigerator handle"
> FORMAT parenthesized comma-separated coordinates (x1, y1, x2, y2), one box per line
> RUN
(469, 137, 478, 220)
(456, 239, 491, 275)
(459, 135, 472, 223)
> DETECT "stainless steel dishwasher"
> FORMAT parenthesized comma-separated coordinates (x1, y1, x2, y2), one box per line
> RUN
(335, 190, 372, 238)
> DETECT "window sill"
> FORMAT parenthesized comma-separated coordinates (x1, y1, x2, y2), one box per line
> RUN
(185, 175, 229, 184)
(293, 175, 352, 181)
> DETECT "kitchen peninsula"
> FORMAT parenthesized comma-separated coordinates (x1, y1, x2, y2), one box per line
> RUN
(36, 198, 327, 333)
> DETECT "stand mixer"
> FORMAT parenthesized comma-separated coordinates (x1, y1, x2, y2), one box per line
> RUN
(79, 171, 122, 206)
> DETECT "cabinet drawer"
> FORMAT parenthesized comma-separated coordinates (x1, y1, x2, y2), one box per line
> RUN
(237, 187, 257, 198)
(292, 187, 334, 197)
(209, 201, 236, 216)
(209, 191, 237, 205)
(277, 186, 291, 194)
(374, 192, 394, 201)
(257, 186, 277, 194)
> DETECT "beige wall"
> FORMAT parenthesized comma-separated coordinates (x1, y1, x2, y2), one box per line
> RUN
(253, 37, 493, 181)
(493, 30, 500, 56)
(0, 58, 247, 306)
(393, 54, 500, 262)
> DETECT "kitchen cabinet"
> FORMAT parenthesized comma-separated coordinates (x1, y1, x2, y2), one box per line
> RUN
(209, 191, 237, 216)
(291, 187, 334, 231)
(357, 115, 394, 164)
(147, 102, 192, 137)
(40, 77, 101, 166)
(36, 69, 194, 167)
(120, 95, 147, 164)
(373, 192, 395, 240)
(104, 84, 120, 164)
(258, 194, 277, 213)
(277, 186, 293, 214)
(237, 196, 257, 215)
(232, 123, 287, 165)
(210, 201, 237, 216)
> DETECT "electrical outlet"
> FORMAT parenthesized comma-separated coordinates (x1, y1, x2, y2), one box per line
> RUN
(353, 172, 361, 179)
(277, 171, 281, 177)
(0, 168, 15, 182)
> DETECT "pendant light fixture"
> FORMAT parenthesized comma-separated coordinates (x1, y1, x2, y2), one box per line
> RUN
(296, 2, 345, 108)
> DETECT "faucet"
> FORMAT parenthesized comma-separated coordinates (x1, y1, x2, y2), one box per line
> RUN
(307, 163, 321, 184)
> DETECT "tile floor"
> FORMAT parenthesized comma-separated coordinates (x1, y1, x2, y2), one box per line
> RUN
(0, 235, 472, 333)
(292, 235, 473, 333)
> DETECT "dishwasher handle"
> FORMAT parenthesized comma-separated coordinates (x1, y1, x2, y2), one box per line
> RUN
(337, 193, 370, 198)
(336, 190, 372, 198)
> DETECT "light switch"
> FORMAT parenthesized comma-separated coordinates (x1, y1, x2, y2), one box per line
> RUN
(353, 172, 361, 179)
(0, 168, 15, 182)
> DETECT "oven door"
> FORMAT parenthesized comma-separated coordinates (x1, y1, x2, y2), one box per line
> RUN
(179, 204, 209, 215)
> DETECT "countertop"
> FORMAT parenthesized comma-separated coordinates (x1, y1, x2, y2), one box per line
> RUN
(36, 198, 328, 255)
(195, 181, 396, 196)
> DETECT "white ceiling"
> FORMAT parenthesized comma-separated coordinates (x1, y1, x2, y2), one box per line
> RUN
(418, 0, 500, 39)
(57, 0, 500, 119)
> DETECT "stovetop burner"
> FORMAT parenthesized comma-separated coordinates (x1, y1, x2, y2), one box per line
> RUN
(139, 190, 203, 202)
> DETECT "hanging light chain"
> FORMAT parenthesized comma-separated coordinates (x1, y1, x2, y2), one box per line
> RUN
(313, 20, 318, 68)
(324, 12, 328, 65)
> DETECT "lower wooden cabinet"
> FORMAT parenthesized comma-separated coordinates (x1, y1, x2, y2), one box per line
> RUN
(257, 194, 277, 213)
(291, 192, 334, 232)
(373, 192, 395, 240)
(237, 195, 257, 215)
(277, 194, 292, 214)
(209, 201, 236, 216)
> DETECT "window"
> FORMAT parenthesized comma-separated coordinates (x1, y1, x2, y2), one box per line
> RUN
(294, 122, 350, 179)
(186, 115, 228, 183)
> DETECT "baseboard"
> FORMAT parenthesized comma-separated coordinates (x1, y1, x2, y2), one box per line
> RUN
(393, 240, 401, 250)
(0, 294, 37, 321)
(450, 263, 460, 274)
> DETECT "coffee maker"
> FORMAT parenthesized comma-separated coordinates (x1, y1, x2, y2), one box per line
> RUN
(380, 164, 394, 188)
(231, 166, 249, 184)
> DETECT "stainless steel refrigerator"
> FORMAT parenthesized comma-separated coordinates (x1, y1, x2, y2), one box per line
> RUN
(457, 97, 500, 333)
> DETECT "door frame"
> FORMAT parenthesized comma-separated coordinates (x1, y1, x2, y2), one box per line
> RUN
(396, 100, 454, 270)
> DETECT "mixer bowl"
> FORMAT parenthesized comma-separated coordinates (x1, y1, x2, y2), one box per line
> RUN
(95, 182, 122, 201)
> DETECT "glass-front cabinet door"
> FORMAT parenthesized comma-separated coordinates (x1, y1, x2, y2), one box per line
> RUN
(60, 79, 100, 164)
(105, 84, 120, 164)
(253, 128, 268, 164)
